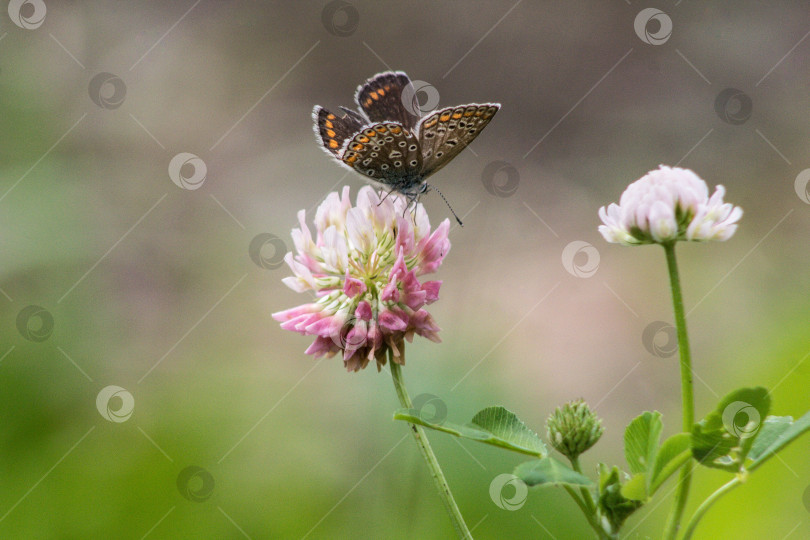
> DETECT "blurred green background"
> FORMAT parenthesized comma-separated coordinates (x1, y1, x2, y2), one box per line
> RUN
(2, 1, 810, 538)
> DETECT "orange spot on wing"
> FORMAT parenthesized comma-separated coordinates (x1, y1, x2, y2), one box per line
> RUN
(375, 125, 387, 132)
(345, 155, 358, 163)
(357, 135, 369, 143)
(390, 126, 402, 134)
(328, 140, 339, 149)
(352, 143, 363, 151)
(452, 111, 463, 119)
(327, 113, 336, 120)
(378, 88, 386, 96)
(364, 98, 373, 107)
(325, 120, 334, 128)
(326, 129, 336, 138)
(440, 111, 452, 121)
(364, 129, 376, 136)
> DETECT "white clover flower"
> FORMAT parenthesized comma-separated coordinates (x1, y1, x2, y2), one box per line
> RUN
(598, 165, 742, 246)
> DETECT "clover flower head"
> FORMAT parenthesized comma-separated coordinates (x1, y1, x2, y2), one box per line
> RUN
(598, 165, 743, 246)
(273, 186, 450, 372)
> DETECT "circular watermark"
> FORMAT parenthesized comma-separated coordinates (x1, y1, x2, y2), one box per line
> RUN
(714, 88, 752, 125)
(489, 473, 528, 511)
(642, 321, 678, 358)
(634, 8, 672, 45)
(16, 305, 54, 342)
(794, 169, 810, 204)
(96, 385, 135, 423)
(481, 160, 519, 198)
(561, 241, 600, 278)
(248, 233, 287, 270)
(8, 0, 46, 30)
(321, 0, 359, 37)
(401, 80, 440, 116)
(411, 393, 448, 425)
(328, 315, 367, 351)
(168, 153, 207, 190)
(721, 401, 761, 439)
(88, 73, 127, 110)
(177, 466, 215, 502)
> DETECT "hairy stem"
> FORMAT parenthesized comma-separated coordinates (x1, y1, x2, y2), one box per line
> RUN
(662, 242, 695, 540)
(389, 351, 472, 539)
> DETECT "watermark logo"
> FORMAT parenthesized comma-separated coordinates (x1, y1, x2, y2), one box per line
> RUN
(562, 241, 600, 278)
(177, 466, 215, 502)
(722, 401, 761, 439)
(634, 8, 672, 45)
(411, 393, 448, 425)
(481, 161, 519, 198)
(714, 88, 752, 125)
(794, 169, 810, 204)
(16, 305, 54, 342)
(168, 153, 207, 190)
(248, 233, 287, 270)
(96, 385, 135, 423)
(88, 73, 127, 109)
(8, 0, 46, 29)
(489, 473, 528, 511)
(401, 80, 440, 116)
(329, 315, 367, 351)
(321, 1, 359, 37)
(642, 321, 678, 358)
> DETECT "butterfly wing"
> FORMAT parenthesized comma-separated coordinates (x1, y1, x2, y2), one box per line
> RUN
(355, 71, 421, 132)
(340, 122, 423, 190)
(418, 103, 500, 178)
(313, 106, 366, 158)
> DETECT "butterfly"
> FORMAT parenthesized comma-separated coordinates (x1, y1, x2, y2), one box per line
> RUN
(312, 71, 500, 225)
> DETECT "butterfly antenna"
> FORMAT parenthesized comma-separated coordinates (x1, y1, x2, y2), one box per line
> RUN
(427, 184, 463, 227)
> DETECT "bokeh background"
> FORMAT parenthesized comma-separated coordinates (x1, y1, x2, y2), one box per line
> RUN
(2, 1, 810, 538)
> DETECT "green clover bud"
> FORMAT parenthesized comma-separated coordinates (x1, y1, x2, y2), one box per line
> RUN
(546, 399, 604, 461)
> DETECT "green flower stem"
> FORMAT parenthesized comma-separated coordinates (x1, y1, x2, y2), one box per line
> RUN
(568, 457, 614, 540)
(682, 477, 741, 540)
(562, 485, 612, 540)
(570, 457, 597, 514)
(389, 352, 472, 539)
(662, 242, 695, 540)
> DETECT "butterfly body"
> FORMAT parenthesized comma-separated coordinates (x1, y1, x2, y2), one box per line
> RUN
(313, 71, 500, 220)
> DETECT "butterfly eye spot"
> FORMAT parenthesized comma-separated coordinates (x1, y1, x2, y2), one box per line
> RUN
(381, 164, 389, 170)
(436, 151, 444, 157)
(366, 169, 375, 176)
(370, 152, 379, 157)
(372, 146, 380, 151)
(384, 136, 394, 142)
(424, 132, 435, 139)
(362, 158, 372, 166)
(398, 141, 407, 147)
(446, 139, 458, 146)
(410, 160, 418, 166)
(408, 144, 417, 151)
(394, 161, 403, 167)
(468, 128, 477, 134)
